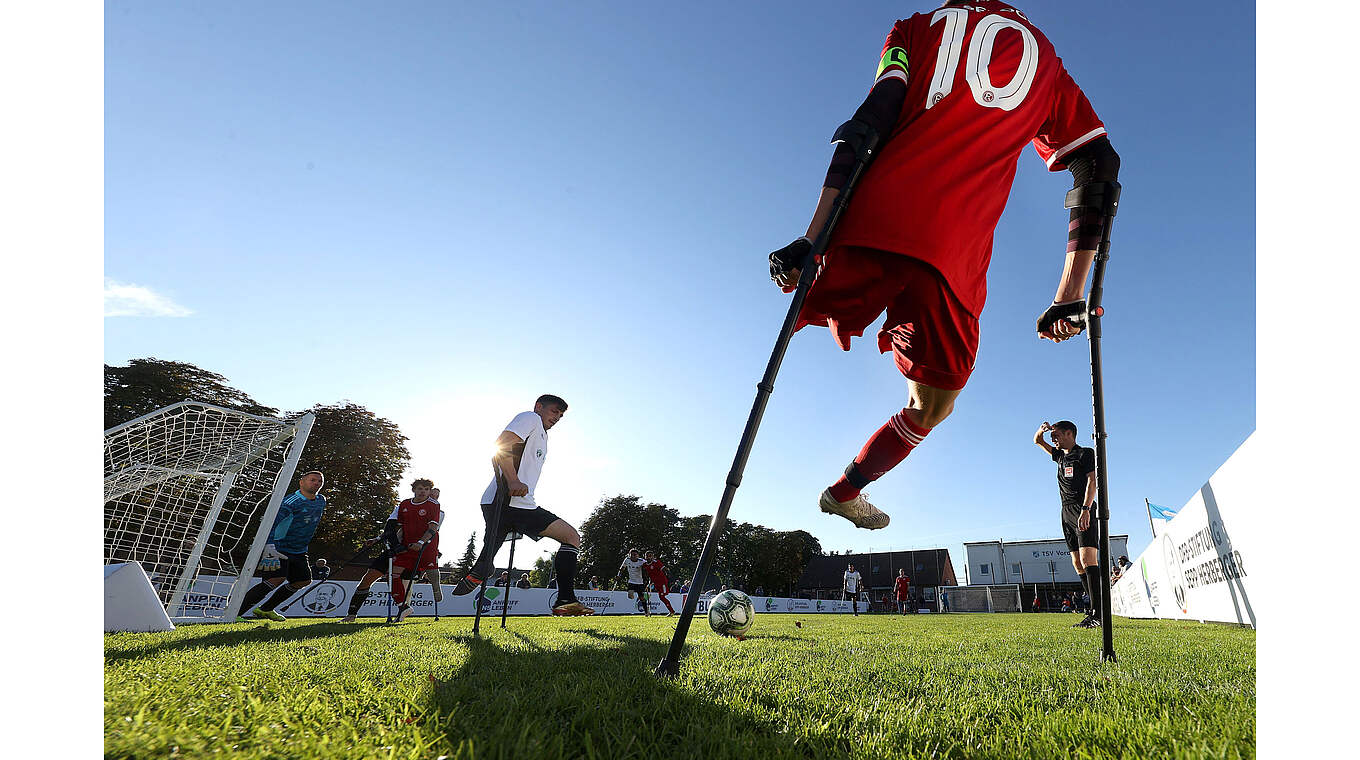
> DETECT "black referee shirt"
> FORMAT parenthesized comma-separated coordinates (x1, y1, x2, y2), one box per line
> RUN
(1052, 444, 1095, 507)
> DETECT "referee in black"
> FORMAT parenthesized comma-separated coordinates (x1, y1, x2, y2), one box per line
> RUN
(1034, 421, 1101, 629)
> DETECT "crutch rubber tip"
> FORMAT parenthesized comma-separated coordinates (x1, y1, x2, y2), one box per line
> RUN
(654, 659, 680, 679)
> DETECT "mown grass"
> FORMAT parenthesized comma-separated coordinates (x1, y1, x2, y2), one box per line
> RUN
(105, 613, 1254, 759)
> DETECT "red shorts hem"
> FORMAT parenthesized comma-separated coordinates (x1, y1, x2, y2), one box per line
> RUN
(797, 246, 979, 390)
(393, 550, 437, 573)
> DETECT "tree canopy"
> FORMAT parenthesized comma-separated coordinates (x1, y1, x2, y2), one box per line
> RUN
(104, 358, 278, 429)
(578, 494, 823, 596)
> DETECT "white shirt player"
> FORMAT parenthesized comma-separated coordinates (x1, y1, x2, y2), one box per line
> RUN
(843, 570, 862, 594)
(480, 411, 549, 510)
(621, 556, 647, 585)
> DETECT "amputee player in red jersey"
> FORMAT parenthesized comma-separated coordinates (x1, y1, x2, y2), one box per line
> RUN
(643, 551, 676, 616)
(769, 1, 1121, 529)
(390, 478, 443, 621)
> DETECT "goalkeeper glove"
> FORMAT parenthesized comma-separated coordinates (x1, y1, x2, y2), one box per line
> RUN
(259, 544, 285, 572)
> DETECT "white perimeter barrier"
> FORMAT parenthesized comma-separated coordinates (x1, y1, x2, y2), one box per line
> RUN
(1110, 434, 1257, 627)
(182, 578, 863, 619)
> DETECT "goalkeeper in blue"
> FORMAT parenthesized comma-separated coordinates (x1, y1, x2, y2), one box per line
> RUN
(236, 470, 327, 622)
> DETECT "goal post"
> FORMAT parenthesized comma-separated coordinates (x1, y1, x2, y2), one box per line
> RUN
(937, 585, 1022, 613)
(104, 401, 315, 623)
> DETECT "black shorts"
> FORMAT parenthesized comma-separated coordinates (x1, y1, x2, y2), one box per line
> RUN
(1061, 506, 1099, 551)
(627, 582, 647, 594)
(264, 551, 312, 584)
(367, 548, 394, 572)
(482, 503, 562, 540)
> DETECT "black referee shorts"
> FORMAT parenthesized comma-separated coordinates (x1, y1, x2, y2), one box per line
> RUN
(1061, 506, 1099, 552)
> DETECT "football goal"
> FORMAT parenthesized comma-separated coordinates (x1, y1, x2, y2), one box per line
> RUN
(104, 401, 315, 622)
(937, 585, 1022, 613)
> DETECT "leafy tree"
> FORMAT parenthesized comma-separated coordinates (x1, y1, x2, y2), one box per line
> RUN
(452, 532, 478, 579)
(529, 556, 554, 588)
(104, 358, 277, 429)
(578, 495, 824, 596)
(295, 402, 411, 565)
(577, 495, 679, 581)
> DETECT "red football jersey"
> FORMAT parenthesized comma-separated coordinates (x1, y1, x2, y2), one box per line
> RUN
(894, 576, 911, 595)
(396, 498, 441, 555)
(830, 1, 1106, 317)
(643, 559, 668, 585)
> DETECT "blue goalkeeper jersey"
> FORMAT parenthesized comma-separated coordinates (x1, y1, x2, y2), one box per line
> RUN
(268, 490, 326, 554)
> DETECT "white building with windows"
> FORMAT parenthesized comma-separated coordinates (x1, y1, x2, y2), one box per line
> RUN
(963, 536, 1130, 586)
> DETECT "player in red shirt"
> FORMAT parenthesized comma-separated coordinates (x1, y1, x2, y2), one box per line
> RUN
(643, 551, 676, 616)
(769, 1, 1121, 529)
(390, 478, 443, 622)
(893, 569, 912, 615)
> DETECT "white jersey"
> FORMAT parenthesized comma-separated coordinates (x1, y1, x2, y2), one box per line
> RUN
(621, 557, 647, 585)
(843, 570, 862, 593)
(480, 411, 549, 509)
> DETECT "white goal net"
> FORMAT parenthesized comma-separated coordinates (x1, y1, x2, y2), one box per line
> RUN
(938, 585, 1022, 613)
(104, 401, 315, 622)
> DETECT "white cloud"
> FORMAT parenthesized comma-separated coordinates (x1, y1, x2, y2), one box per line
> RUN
(103, 279, 193, 318)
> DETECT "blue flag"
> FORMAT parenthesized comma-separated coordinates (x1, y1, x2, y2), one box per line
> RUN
(1148, 502, 1178, 520)
(1147, 502, 1178, 536)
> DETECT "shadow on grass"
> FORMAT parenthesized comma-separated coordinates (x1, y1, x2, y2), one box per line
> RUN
(104, 620, 378, 663)
(424, 628, 823, 760)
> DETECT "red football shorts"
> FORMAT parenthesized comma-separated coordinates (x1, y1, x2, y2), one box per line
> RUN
(393, 548, 438, 573)
(795, 246, 979, 391)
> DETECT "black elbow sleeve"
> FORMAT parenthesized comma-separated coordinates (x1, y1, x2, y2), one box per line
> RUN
(1065, 137, 1121, 251)
(824, 78, 907, 190)
(1065, 136, 1120, 186)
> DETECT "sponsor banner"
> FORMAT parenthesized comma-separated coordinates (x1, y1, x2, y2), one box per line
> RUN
(195, 578, 863, 618)
(1111, 435, 1257, 627)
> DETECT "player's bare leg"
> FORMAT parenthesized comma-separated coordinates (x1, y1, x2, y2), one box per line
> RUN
(821, 380, 962, 529)
(539, 519, 595, 615)
(341, 567, 386, 622)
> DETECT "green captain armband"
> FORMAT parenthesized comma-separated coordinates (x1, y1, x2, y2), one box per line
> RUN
(876, 46, 908, 81)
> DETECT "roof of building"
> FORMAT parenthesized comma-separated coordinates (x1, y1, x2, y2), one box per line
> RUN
(796, 548, 957, 590)
(963, 536, 1130, 546)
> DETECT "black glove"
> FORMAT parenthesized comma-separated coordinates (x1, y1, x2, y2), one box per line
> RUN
(769, 237, 813, 282)
(1036, 300, 1087, 337)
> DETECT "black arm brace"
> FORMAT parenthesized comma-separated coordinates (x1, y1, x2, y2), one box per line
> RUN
(383, 519, 401, 551)
(1063, 136, 1121, 251)
(824, 78, 906, 190)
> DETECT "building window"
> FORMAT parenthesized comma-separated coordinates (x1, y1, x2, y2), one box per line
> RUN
(980, 564, 990, 575)
(916, 564, 925, 572)
(1011, 563, 1022, 576)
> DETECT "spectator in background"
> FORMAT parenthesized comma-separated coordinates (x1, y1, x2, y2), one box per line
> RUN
(516, 573, 531, 589)
(312, 558, 331, 582)
(754, 586, 765, 596)
(1032, 594, 1041, 613)
(588, 576, 601, 590)
(496, 570, 511, 588)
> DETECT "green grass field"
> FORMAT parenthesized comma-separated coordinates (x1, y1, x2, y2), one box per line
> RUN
(105, 613, 1254, 759)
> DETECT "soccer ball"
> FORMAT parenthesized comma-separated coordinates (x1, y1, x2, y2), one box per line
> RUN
(707, 589, 754, 638)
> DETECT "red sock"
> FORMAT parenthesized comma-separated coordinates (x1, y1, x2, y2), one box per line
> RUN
(827, 410, 931, 502)
(392, 571, 408, 605)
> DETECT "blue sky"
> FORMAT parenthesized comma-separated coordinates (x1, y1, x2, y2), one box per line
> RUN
(104, 1, 1255, 575)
